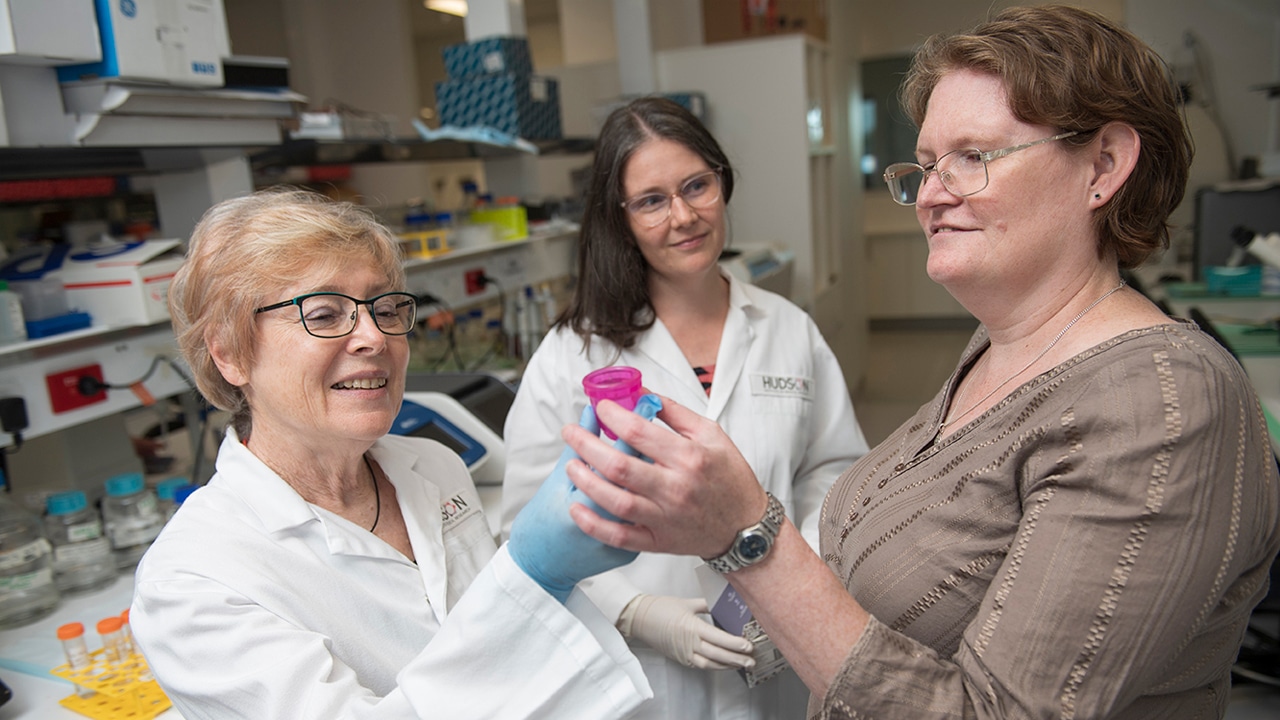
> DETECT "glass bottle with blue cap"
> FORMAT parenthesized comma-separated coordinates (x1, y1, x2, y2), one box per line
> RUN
(44, 490, 117, 594)
(102, 472, 165, 569)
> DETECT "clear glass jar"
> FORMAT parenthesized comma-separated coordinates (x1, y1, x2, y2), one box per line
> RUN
(154, 477, 189, 523)
(44, 490, 117, 594)
(101, 473, 164, 569)
(0, 470, 60, 628)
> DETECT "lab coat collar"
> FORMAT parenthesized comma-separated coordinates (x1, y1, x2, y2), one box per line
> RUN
(706, 271, 757, 420)
(212, 430, 438, 561)
(212, 428, 325, 535)
(633, 270, 762, 422)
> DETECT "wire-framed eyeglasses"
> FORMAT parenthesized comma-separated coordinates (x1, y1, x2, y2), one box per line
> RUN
(882, 131, 1078, 206)
(254, 291, 418, 339)
(621, 170, 723, 228)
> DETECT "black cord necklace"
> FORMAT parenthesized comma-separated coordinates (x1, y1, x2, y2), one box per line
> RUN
(364, 454, 380, 533)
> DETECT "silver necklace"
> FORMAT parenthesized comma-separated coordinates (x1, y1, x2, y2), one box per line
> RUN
(939, 280, 1126, 435)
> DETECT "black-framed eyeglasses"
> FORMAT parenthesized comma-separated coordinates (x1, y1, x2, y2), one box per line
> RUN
(882, 131, 1078, 206)
(620, 170, 723, 228)
(254, 292, 418, 339)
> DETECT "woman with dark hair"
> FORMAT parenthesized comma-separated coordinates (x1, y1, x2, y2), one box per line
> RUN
(562, 7, 1280, 719)
(502, 97, 868, 718)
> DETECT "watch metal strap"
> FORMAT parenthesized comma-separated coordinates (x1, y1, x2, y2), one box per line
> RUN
(705, 492, 785, 574)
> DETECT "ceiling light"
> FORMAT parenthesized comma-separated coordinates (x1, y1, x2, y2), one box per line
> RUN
(425, 0, 467, 16)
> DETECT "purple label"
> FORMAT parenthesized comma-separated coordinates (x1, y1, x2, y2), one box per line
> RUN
(710, 584, 753, 636)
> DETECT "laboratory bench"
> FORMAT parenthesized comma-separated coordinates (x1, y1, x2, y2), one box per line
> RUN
(0, 576, 181, 719)
(1135, 270, 1280, 452)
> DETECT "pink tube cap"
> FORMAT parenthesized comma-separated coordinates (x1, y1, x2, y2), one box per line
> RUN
(583, 366, 643, 439)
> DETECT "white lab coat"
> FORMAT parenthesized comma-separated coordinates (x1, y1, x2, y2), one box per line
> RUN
(502, 272, 869, 719)
(131, 429, 650, 720)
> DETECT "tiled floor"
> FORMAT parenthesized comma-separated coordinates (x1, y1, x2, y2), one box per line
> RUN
(853, 323, 1280, 717)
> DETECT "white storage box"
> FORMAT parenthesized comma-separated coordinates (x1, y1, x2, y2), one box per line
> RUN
(61, 240, 184, 328)
(0, 0, 101, 65)
(57, 0, 228, 87)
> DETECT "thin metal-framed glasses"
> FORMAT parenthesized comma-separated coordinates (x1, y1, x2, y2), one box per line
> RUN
(621, 170, 723, 228)
(882, 131, 1078, 206)
(254, 291, 418, 339)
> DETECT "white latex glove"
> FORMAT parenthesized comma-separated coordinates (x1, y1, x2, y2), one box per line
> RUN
(616, 594, 756, 670)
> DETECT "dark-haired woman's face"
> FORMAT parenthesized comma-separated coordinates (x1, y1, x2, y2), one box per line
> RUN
(622, 138, 726, 286)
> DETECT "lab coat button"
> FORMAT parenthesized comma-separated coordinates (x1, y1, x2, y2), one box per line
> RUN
(877, 478, 887, 489)
(862, 497, 870, 506)
(893, 463, 905, 473)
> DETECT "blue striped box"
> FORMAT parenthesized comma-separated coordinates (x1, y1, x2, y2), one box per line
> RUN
(443, 37, 533, 79)
(435, 74, 562, 140)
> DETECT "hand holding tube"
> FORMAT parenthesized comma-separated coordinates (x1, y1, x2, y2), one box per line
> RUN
(617, 594, 755, 670)
(563, 395, 769, 560)
(509, 395, 662, 602)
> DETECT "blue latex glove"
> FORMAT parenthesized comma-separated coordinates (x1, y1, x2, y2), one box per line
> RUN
(509, 394, 662, 602)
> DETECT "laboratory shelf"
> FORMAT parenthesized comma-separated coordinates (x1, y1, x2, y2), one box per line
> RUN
(248, 136, 594, 171)
(0, 321, 173, 365)
(0, 146, 252, 182)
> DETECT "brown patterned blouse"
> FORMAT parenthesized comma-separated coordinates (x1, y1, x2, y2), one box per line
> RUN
(813, 322, 1280, 719)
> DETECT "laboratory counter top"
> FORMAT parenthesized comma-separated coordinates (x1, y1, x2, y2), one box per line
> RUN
(1140, 278, 1280, 452)
(0, 575, 182, 719)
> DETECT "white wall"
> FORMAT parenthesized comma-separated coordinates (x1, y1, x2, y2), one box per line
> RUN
(858, 0, 1280, 321)
(1126, 0, 1280, 166)
(858, 0, 1126, 59)
(559, 0, 616, 64)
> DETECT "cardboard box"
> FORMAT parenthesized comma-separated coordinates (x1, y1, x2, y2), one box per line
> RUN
(57, 0, 228, 87)
(0, 0, 101, 65)
(443, 36, 532, 79)
(703, 0, 826, 44)
(436, 74, 561, 140)
(60, 239, 185, 328)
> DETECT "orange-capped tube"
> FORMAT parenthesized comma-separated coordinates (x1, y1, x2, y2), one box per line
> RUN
(58, 622, 95, 697)
(119, 608, 135, 655)
(96, 616, 126, 664)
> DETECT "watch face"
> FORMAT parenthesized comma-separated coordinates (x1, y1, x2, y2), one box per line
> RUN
(739, 532, 771, 561)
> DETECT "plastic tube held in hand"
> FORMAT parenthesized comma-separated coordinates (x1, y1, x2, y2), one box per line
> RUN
(508, 396, 662, 602)
(583, 366, 642, 440)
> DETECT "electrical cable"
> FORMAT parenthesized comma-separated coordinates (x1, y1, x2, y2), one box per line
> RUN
(74, 355, 213, 483)
(78, 355, 196, 395)
(416, 292, 464, 371)
(466, 273, 507, 372)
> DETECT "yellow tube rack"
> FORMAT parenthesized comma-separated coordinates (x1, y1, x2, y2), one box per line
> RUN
(49, 648, 171, 720)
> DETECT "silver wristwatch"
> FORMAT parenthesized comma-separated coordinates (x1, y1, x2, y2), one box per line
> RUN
(704, 493, 785, 574)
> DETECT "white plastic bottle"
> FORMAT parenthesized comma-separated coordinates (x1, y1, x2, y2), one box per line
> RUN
(43, 490, 117, 594)
(101, 473, 164, 569)
(0, 280, 27, 346)
(0, 470, 60, 628)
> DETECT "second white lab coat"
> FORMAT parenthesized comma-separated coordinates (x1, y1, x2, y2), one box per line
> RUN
(502, 273, 869, 719)
(132, 429, 650, 720)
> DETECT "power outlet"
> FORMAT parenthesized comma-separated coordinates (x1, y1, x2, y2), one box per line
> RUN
(464, 268, 487, 295)
(47, 363, 107, 414)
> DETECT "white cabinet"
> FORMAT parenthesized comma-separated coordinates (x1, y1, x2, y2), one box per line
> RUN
(655, 35, 839, 312)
